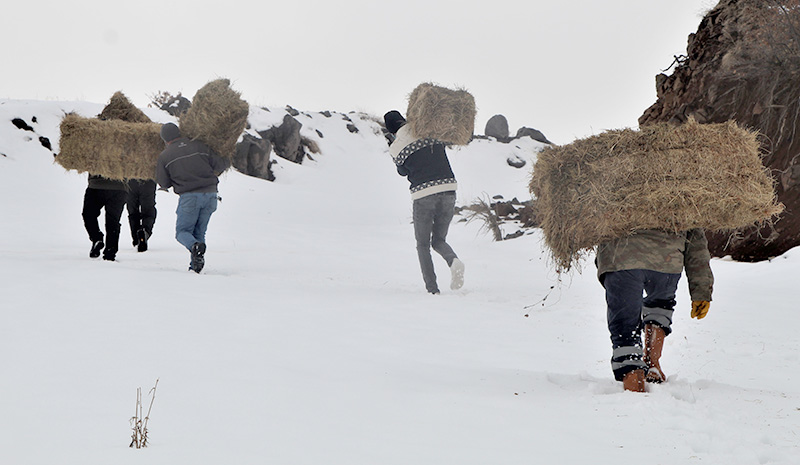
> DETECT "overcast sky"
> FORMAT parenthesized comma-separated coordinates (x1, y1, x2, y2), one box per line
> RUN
(3, 0, 717, 144)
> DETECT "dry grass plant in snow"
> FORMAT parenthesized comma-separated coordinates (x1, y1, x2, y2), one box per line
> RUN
(530, 118, 783, 272)
(406, 82, 475, 146)
(179, 78, 249, 161)
(461, 196, 504, 241)
(129, 379, 159, 449)
(57, 114, 163, 180)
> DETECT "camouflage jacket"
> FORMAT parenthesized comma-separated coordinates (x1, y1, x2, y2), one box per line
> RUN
(596, 228, 714, 301)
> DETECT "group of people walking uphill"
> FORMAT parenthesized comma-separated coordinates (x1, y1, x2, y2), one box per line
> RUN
(383, 109, 714, 393)
(81, 106, 714, 393)
(81, 122, 228, 273)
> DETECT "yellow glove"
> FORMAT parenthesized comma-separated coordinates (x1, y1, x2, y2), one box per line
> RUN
(691, 301, 711, 319)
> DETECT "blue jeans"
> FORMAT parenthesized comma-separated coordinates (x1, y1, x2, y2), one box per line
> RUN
(175, 192, 218, 251)
(601, 269, 681, 380)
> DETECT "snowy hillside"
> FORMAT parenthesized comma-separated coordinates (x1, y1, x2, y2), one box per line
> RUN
(0, 98, 798, 465)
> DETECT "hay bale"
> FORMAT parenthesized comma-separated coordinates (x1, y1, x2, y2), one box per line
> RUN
(530, 118, 783, 272)
(56, 114, 163, 181)
(406, 83, 475, 145)
(97, 91, 151, 123)
(179, 78, 249, 160)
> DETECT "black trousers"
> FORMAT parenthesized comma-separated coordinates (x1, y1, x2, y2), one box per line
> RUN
(126, 179, 157, 242)
(82, 187, 127, 255)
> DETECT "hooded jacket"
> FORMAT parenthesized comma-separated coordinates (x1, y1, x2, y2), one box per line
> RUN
(156, 138, 229, 194)
(388, 125, 457, 200)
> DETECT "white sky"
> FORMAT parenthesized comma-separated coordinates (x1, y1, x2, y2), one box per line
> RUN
(2, 0, 718, 144)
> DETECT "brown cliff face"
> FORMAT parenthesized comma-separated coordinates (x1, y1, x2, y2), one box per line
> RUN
(640, 0, 800, 260)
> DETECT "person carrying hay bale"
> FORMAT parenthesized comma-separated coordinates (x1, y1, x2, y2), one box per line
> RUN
(596, 228, 713, 392)
(81, 174, 128, 261)
(98, 91, 159, 253)
(126, 179, 157, 252)
(531, 119, 781, 392)
(156, 123, 229, 273)
(384, 110, 465, 294)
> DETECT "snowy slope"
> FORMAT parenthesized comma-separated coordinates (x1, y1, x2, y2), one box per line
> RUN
(0, 99, 797, 465)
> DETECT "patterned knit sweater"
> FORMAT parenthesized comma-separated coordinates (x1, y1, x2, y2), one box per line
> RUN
(388, 125, 457, 200)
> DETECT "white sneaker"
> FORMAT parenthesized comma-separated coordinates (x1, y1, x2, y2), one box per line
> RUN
(450, 258, 465, 290)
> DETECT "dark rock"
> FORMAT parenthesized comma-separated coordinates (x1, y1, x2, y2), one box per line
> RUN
(485, 114, 510, 139)
(494, 201, 518, 217)
(233, 134, 274, 181)
(321, 111, 332, 118)
(11, 118, 33, 131)
(346, 123, 359, 134)
(285, 105, 299, 117)
(507, 155, 526, 168)
(258, 114, 305, 163)
(316, 129, 324, 138)
(515, 127, 552, 144)
(39, 136, 51, 151)
(518, 203, 539, 228)
(159, 95, 191, 117)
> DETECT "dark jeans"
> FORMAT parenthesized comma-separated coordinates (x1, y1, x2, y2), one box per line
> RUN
(82, 187, 127, 257)
(602, 269, 681, 380)
(126, 179, 157, 242)
(412, 191, 458, 293)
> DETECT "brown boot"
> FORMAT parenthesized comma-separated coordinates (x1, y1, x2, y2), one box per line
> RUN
(644, 324, 666, 383)
(622, 369, 646, 392)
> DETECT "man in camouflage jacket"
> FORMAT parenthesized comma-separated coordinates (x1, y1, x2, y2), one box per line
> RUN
(596, 228, 713, 391)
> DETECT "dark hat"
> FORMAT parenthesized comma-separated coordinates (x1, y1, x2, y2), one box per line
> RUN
(160, 123, 181, 143)
(383, 110, 406, 134)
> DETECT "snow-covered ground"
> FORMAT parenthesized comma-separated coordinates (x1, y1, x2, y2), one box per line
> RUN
(1, 99, 797, 464)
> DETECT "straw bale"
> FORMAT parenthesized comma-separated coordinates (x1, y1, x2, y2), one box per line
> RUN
(179, 78, 249, 160)
(97, 91, 151, 123)
(406, 83, 475, 145)
(530, 118, 783, 271)
(56, 114, 163, 181)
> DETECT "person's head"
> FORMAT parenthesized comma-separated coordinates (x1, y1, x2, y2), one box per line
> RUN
(383, 110, 406, 134)
(160, 123, 181, 144)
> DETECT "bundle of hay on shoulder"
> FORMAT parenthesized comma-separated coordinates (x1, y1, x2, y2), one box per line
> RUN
(406, 82, 475, 145)
(530, 118, 783, 272)
(97, 91, 151, 123)
(57, 114, 163, 181)
(179, 78, 249, 161)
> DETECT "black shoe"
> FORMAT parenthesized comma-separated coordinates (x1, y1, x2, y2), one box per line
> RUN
(103, 246, 117, 261)
(137, 229, 149, 252)
(190, 242, 206, 273)
(90, 240, 104, 258)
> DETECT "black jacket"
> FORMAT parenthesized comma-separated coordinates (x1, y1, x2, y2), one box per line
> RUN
(88, 174, 127, 191)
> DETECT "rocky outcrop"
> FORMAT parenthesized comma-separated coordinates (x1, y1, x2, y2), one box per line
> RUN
(639, 0, 800, 261)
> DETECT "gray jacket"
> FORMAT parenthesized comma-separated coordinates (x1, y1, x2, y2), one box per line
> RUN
(156, 138, 229, 194)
